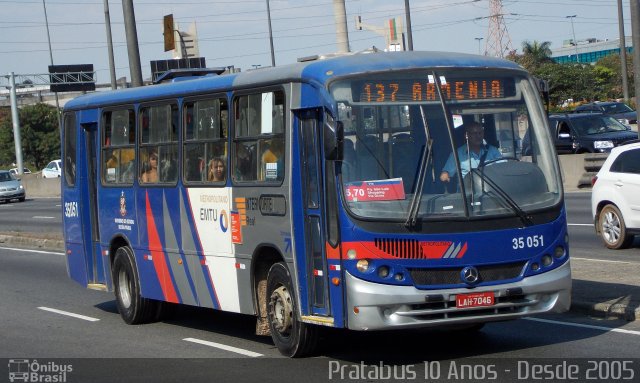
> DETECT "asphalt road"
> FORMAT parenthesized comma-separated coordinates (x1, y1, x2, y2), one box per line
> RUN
(0, 197, 62, 239)
(1, 236, 640, 382)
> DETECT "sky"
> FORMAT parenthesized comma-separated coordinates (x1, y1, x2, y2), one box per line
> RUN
(0, 0, 633, 85)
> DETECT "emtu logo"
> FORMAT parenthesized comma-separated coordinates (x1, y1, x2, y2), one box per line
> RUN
(219, 209, 229, 233)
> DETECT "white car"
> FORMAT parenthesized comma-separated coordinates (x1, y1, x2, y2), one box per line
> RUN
(9, 167, 31, 176)
(42, 159, 62, 178)
(591, 141, 640, 249)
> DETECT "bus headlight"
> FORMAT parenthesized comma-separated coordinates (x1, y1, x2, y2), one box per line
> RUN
(554, 246, 565, 258)
(356, 259, 370, 273)
(377, 266, 390, 278)
(347, 249, 357, 260)
(541, 255, 553, 267)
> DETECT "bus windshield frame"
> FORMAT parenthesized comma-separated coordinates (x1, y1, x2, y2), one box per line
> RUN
(329, 68, 562, 223)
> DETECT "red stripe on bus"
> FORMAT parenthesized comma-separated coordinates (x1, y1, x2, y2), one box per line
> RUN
(146, 193, 179, 303)
(456, 242, 468, 259)
(325, 243, 340, 259)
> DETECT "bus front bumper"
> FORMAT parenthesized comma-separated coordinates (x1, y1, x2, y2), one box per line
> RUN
(345, 260, 571, 331)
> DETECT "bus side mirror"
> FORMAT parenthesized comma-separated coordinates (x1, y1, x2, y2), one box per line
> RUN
(324, 119, 343, 160)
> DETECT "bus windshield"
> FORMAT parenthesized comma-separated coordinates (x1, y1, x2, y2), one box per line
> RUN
(330, 69, 562, 221)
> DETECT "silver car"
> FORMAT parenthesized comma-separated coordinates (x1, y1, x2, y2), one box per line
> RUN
(0, 170, 26, 203)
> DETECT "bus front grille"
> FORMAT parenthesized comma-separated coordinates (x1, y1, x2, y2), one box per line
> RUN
(408, 262, 526, 286)
(373, 238, 422, 259)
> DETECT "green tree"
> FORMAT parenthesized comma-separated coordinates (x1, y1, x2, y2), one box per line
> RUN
(0, 103, 59, 169)
(515, 40, 554, 72)
(533, 62, 596, 106)
(594, 54, 634, 100)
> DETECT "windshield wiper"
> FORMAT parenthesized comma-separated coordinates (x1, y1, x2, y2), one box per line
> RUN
(468, 168, 533, 227)
(405, 105, 433, 228)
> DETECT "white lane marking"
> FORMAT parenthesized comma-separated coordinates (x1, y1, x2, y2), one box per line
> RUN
(38, 307, 100, 322)
(32, 216, 55, 219)
(572, 257, 639, 265)
(568, 223, 592, 227)
(183, 337, 263, 357)
(525, 317, 640, 336)
(0, 247, 64, 256)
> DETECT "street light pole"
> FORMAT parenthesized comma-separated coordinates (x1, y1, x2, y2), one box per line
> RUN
(475, 37, 484, 55)
(617, 0, 629, 101)
(103, 0, 117, 90)
(266, 0, 276, 66)
(404, 0, 413, 51)
(566, 15, 579, 63)
(42, 0, 61, 120)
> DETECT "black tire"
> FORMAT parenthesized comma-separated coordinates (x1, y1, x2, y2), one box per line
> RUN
(112, 246, 159, 324)
(598, 204, 634, 249)
(266, 262, 318, 357)
(18, 197, 25, 202)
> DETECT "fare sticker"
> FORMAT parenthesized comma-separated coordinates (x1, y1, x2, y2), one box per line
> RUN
(345, 178, 406, 202)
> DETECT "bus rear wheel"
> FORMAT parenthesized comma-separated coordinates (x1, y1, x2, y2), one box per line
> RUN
(266, 262, 318, 357)
(112, 246, 159, 324)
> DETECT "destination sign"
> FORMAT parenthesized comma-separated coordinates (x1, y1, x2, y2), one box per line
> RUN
(354, 78, 515, 103)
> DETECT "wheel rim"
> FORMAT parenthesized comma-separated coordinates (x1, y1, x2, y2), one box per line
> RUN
(602, 210, 621, 244)
(269, 286, 293, 336)
(118, 268, 132, 308)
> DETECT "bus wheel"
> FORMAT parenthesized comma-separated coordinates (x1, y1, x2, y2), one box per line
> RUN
(266, 262, 318, 357)
(112, 246, 158, 324)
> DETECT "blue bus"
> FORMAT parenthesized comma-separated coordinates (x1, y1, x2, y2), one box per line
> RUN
(61, 51, 571, 357)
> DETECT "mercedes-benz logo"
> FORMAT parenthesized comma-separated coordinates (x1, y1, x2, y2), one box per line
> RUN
(461, 266, 480, 285)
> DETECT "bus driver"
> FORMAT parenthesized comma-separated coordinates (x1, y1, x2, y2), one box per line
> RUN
(439, 121, 501, 184)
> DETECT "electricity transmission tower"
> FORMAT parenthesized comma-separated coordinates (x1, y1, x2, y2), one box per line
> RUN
(485, 0, 513, 57)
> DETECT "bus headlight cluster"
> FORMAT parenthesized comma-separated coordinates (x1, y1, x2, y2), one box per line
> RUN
(531, 250, 564, 273)
(354, 260, 405, 281)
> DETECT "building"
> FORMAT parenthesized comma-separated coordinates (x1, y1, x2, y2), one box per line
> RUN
(551, 36, 633, 64)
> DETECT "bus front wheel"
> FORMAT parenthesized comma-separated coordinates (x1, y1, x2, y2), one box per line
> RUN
(266, 262, 318, 357)
(112, 246, 159, 324)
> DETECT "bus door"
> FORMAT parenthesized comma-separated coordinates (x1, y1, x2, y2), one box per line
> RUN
(294, 110, 330, 316)
(80, 121, 105, 286)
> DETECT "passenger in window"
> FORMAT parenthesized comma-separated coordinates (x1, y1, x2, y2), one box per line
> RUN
(261, 138, 284, 180)
(141, 150, 159, 183)
(185, 156, 203, 182)
(106, 148, 134, 172)
(439, 122, 501, 184)
(235, 143, 254, 181)
(208, 157, 226, 182)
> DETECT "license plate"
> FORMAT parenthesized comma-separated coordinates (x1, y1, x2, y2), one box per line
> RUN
(456, 291, 495, 308)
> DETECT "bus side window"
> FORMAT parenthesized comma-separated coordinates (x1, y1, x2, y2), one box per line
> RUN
(183, 98, 228, 185)
(140, 104, 178, 185)
(102, 109, 135, 185)
(233, 91, 285, 183)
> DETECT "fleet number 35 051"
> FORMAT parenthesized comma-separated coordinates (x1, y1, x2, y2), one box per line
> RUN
(512, 235, 544, 249)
